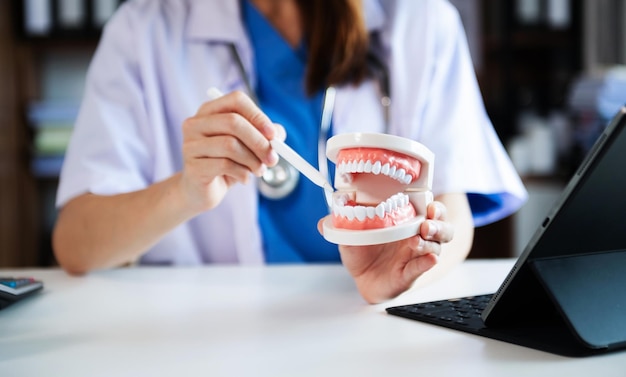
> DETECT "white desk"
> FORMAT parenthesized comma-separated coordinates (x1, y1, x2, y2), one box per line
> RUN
(1, 260, 624, 376)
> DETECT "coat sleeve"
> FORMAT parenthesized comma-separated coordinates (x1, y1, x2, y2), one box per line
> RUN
(394, 0, 528, 226)
(56, 2, 152, 208)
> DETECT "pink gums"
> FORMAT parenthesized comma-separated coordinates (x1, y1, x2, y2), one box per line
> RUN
(332, 199, 417, 230)
(336, 148, 421, 183)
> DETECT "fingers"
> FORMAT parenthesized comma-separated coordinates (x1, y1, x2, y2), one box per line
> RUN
(420, 219, 454, 245)
(198, 90, 277, 140)
(405, 201, 455, 257)
(421, 200, 454, 244)
(182, 90, 283, 186)
(183, 114, 277, 173)
(273, 123, 287, 142)
(406, 233, 442, 257)
(317, 216, 326, 235)
(183, 111, 279, 167)
(426, 200, 446, 220)
(412, 221, 452, 258)
(184, 135, 265, 180)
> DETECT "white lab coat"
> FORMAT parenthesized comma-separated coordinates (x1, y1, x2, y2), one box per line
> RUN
(57, 0, 527, 265)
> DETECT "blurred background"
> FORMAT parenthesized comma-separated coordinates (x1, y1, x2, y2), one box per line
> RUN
(1, 0, 625, 267)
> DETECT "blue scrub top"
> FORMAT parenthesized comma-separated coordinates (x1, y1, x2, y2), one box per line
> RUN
(243, 1, 340, 263)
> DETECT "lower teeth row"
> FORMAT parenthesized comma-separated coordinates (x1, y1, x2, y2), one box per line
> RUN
(333, 193, 410, 221)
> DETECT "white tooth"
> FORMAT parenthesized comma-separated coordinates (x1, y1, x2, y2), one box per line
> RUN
(391, 198, 398, 211)
(344, 205, 353, 219)
(402, 194, 409, 206)
(396, 169, 406, 181)
(354, 206, 366, 221)
(351, 161, 358, 172)
(382, 163, 390, 175)
(345, 206, 355, 221)
(372, 161, 382, 174)
(366, 207, 375, 219)
(375, 203, 385, 218)
(357, 160, 365, 173)
(389, 165, 397, 176)
(394, 196, 403, 208)
(403, 175, 412, 184)
(364, 160, 372, 173)
(338, 162, 346, 175)
(384, 200, 392, 213)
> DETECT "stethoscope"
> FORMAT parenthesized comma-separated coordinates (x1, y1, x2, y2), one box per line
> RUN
(227, 33, 391, 202)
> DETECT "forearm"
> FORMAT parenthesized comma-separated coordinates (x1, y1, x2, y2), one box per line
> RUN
(52, 173, 198, 274)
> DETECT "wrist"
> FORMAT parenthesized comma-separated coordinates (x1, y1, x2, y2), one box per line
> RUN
(161, 173, 205, 222)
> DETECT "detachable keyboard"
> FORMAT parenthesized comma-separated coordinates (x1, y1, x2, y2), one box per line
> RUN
(0, 277, 44, 309)
(386, 294, 493, 332)
(386, 293, 615, 357)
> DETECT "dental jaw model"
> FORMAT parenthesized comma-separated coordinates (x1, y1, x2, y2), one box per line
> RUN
(322, 133, 434, 246)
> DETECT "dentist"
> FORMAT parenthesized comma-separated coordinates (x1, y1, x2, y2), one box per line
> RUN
(53, 0, 527, 304)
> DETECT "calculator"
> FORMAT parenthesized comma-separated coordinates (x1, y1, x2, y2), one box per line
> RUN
(0, 277, 44, 309)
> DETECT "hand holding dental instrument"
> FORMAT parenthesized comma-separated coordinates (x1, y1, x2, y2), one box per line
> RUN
(206, 88, 335, 205)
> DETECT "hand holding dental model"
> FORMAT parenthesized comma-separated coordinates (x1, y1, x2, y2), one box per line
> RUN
(205, 88, 454, 302)
(202, 88, 454, 303)
(318, 133, 455, 303)
(206, 88, 456, 303)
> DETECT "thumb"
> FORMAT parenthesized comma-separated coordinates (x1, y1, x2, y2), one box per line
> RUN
(317, 216, 329, 235)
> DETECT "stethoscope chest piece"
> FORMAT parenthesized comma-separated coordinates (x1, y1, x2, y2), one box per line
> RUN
(258, 156, 300, 199)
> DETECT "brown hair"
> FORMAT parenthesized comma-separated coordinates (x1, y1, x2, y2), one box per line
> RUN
(297, 0, 370, 95)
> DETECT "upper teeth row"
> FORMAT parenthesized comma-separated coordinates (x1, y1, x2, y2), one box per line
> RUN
(333, 193, 410, 221)
(337, 160, 413, 184)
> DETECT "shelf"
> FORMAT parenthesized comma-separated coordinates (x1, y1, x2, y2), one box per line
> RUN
(15, 0, 126, 41)
(28, 100, 80, 125)
(31, 155, 65, 178)
(0, 0, 125, 268)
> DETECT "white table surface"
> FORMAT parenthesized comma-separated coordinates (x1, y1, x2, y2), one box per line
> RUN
(1, 259, 624, 377)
